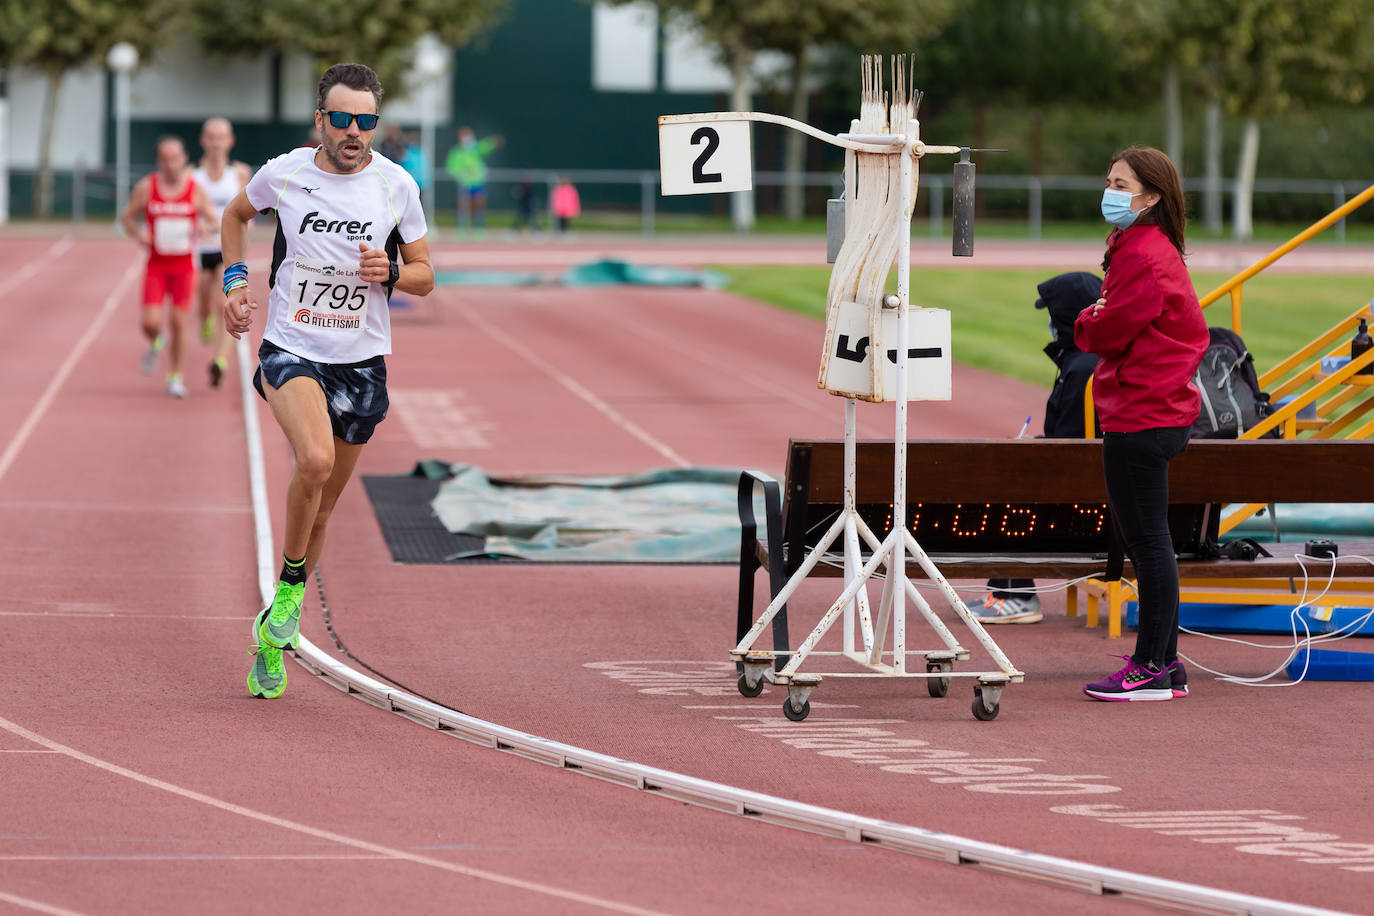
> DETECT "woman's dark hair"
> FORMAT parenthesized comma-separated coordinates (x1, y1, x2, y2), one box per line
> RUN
(316, 63, 383, 112)
(1103, 146, 1187, 270)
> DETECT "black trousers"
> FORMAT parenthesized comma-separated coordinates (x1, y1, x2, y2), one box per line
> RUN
(1102, 427, 1190, 668)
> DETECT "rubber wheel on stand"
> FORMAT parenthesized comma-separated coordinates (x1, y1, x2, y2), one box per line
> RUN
(738, 674, 764, 698)
(926, 662, 950, 698)
(783, 698, 811, 722)
(971, 686, 999, 721)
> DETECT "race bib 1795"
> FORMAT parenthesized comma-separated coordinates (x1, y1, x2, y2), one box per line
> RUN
(287, 256, 377, 332)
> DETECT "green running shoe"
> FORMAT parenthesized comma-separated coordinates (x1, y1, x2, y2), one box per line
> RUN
(259, 581, 304, 649)
(247, 609, 287, 699)
(200, 314, 216, 345)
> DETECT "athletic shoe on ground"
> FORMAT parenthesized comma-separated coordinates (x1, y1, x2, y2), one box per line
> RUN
(1167, 659, 1188, 697)
(247, 608, 286, 699)
(167, 375, 187, 398)
(208, 360, 224, 388)
(259, 581, 304, 649)
(972, 593, 1043, 624)
(1084, 654, 1173, 701)
(140, 341, 161, 374)
(200, 315, 215, 345)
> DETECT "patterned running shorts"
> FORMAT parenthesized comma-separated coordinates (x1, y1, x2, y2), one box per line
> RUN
(253, 338, 389, 445)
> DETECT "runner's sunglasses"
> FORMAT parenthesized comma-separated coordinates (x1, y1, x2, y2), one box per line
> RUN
(320, 110, 380, 131)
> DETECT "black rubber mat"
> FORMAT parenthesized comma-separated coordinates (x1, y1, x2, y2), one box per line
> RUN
(361, 475, 499, 564)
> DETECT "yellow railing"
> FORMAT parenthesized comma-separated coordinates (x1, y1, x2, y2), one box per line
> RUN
(1197, 182, 1374, 335)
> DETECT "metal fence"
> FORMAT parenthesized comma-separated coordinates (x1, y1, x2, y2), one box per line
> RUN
(4, 164, 1369, 242)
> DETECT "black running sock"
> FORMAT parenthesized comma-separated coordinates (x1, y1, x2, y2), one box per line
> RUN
(279, 555, 307, 587)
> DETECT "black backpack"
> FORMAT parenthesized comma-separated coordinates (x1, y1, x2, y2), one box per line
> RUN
(1190, 327, 1277, 438)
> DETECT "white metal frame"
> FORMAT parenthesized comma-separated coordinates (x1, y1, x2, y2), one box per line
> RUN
(668, 110, 1025, 720)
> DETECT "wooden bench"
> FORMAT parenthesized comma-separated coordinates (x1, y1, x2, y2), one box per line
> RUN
(737, 439, 1374, 642)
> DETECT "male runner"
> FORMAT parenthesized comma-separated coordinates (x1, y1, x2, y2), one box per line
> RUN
(192, 117, 252, 387)
(122, 135, 217, 398)
(221, 63, 433, 699)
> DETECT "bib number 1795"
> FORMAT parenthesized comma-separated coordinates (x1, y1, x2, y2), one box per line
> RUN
(295, 280, 366, 310)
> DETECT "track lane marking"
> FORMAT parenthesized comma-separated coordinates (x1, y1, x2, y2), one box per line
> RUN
(0, 715, 666, 916)
(450, 295, 689, 467)
(613, 313, 889, 437)
(0, 261, 140, 487)
(0, 612, 252, 620)
(7, 238, 74, 292)
(0, 890, 88, 916)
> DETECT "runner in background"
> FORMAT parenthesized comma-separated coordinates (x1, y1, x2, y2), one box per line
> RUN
(121, 135, 216, 398)
(192, 117, 252, 388)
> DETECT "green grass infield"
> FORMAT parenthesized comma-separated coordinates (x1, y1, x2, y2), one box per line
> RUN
(715, 265, 1374, 389)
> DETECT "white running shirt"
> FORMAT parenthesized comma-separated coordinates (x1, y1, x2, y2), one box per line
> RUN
(192, 164, 244, 255)
(245, 146, 426, 364)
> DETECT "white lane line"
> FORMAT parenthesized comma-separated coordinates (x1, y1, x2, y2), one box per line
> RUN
(0, 261, 140, 487)
(0, 890, 88, 916)
(0, 714, 665, 916)
(0, 855, 389, 862)
(0, 749, 61, 753)
(617, 317, 888, 437)
(0, 612, 251, 621)
(0, 501, 250, 515)
(452, 297, 689, 468)
(7, 238, 75, 291)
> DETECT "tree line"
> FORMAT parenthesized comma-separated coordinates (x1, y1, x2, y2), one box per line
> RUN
(4, 0, 1372, 235)
(621, 0, 1373, 237)
(0, 0, 506, 216)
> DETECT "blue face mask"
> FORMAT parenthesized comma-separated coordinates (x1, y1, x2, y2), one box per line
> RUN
(1102, 188, 1142, 229)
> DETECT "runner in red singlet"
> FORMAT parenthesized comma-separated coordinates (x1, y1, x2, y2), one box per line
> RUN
(121, 135, 216, 398)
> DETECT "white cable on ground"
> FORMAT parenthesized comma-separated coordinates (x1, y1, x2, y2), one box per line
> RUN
(233, 333, 1352, 916)
(1180, 553, 1374, 687)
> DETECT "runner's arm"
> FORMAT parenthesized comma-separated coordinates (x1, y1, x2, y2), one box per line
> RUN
(357, 237, 433, 296)
(220, 191, 259, 338)
(395, 237, 434, 296)
(233, 164, 254, 236)
(121, 178, 151, 248)
(220, 191, 256, 265)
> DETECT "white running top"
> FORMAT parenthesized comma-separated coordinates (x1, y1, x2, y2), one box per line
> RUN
(245, 147, 426, 364)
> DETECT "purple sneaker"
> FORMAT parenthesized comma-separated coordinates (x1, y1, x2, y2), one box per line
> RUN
(1167, 659, 1188, 697)
(1084, 655, 1173, 702)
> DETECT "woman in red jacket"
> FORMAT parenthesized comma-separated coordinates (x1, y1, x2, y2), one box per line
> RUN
(1074, 146, 1208, 702)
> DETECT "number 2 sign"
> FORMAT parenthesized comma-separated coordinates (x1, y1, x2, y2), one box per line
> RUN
(658, 118, 752, 196)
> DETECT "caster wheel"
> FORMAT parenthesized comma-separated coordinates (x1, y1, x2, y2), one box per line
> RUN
(926, 663, 949, 698)
(971, 688, 999, 721)
(738, 674, 764, 698)
(783, 698, 811, 722)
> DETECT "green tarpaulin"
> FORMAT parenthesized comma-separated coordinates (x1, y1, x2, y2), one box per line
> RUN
(426, 464, 756, 562)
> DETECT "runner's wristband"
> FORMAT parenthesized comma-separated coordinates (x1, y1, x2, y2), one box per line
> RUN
(222, 261, 248, 296)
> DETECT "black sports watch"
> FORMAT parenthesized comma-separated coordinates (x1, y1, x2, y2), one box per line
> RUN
(387, 259, 400, 285)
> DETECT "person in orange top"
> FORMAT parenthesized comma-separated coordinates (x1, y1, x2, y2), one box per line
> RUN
(1074, 146, 1209, 702)
(122, 136, 216, 398)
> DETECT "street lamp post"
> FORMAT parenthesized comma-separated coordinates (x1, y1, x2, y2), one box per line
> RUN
(106, 42, 138, 219)
(412, 37, 448, 223)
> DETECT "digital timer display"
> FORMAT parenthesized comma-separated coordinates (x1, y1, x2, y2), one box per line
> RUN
(807, 501, 1211, 556)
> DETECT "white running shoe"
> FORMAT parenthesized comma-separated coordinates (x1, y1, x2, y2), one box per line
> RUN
(971, 593, 1043, 624)
(140, 344, 160, 374)
(167, 375, 188, 398)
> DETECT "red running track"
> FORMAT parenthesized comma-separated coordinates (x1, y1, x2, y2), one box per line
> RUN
(0, 232, 1369, 915)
